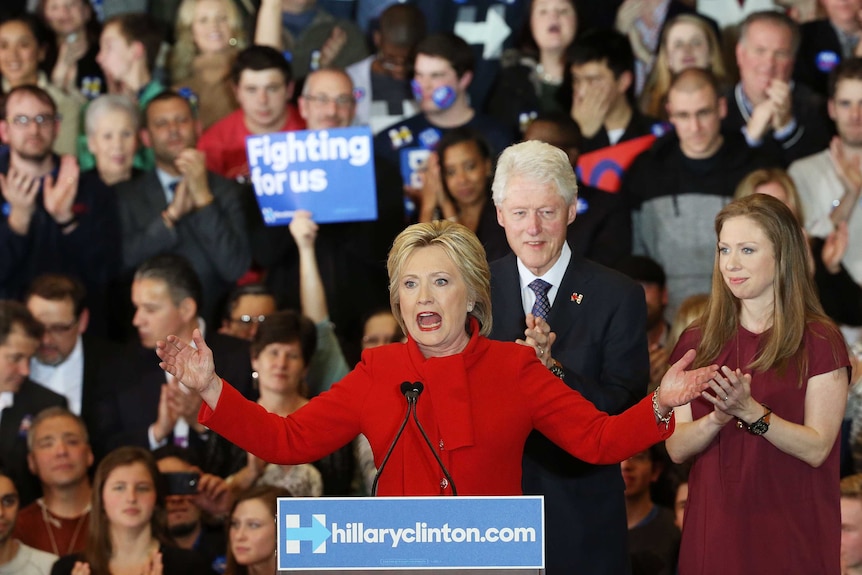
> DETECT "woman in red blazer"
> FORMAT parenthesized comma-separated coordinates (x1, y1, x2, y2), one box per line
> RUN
(156, 220, 717, 496)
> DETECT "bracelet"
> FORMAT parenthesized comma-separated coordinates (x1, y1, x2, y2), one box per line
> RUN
(548, 358, 564, 379)
(652, 387, 673, 427)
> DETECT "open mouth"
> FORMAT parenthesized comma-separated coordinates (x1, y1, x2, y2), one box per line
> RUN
(417, 312, 441, 331)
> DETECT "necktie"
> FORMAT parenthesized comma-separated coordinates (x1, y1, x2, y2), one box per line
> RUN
(528, 279, 552, 320)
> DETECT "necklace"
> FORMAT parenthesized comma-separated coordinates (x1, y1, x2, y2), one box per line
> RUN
(39, 499, 90, 556)
(535, 64, 563, 86)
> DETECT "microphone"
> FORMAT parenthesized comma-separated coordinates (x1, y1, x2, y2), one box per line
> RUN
(401, 380, 423, 404)
(370, 381, 416, 496)
(404, 382, 458, 496)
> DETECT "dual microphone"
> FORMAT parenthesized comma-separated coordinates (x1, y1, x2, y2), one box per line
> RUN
(370, 381, 458, 496)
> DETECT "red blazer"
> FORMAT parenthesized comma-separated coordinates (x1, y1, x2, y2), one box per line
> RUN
(201, 320, 671, 495)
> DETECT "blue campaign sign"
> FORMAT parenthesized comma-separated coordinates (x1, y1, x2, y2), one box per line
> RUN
(277, 496, 544, 571)
(246, 126, 378, 225)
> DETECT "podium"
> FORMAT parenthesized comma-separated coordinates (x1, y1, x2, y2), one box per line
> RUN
(276, 496, 545, 573)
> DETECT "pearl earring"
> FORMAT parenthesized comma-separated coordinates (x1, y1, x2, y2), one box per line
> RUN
(467, 303, 474, 312)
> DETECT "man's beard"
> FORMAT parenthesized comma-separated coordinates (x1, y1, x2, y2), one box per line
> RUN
(17, 149, 52, 164)
(169, 519, 199, 538)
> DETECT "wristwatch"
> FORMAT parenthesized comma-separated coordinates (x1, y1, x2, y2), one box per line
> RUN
(738, 404, 772, 436)
(548, 358, 564, 379)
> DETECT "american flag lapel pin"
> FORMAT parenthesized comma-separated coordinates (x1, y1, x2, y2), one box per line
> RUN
(571, 292, 584, 304)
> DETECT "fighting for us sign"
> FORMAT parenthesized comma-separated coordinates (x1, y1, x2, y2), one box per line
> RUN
(276, 496, 545, 571)
(246, 126, 378, 225)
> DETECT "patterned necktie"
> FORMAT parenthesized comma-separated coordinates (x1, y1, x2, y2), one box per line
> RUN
(528, 279, 552, 320)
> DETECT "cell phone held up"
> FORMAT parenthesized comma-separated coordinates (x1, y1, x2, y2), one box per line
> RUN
(163, 471, 200, 495)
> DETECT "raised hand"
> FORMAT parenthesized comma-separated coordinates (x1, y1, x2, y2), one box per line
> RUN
(289, 209, 319, 250)
(70, 561, 91, 575)
(175, 149, 213, 208)
(156, 329, 223, 408)
(657, 349, 718, 410)
(152, 382, 179, 444)
(700, 365, 758, 424)
(821, 221, 849, 274)
(571, 80, 613, 138)
(0, 165, 40, 234)
(766, 79, 793, 130)
(746, 98, 775, 142)
(165, 178, 195, 225)
(43, 155, 80, 225)
(167, 377, 204, 425)
(517, 314, 557, 368)
(319, 26, 348, 68)
(193, 471, 232, 518)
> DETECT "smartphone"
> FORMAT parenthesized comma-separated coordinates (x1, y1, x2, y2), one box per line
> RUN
(163, 471, 200, 495)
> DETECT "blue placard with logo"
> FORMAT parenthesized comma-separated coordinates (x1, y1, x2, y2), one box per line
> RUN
(246, 126, 377, 225)
(277, 496, 544, 570)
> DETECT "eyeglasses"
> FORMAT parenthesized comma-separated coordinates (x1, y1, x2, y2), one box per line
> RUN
(304, 94, 356, 108)
(42, 320, 78, 335)
(231, 314, 267, 325)
(7, 114, 60, 128)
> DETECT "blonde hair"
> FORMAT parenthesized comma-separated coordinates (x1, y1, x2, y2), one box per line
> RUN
(387, 221, 492, 337)
(695, 195, 830, 380)
(640, 14, 727, 119)
(169, 0, 247, 83)
(733, 167, 805, 224)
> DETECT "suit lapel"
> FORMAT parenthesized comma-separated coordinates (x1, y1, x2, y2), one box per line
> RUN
(547, 256, 594, 343)
(490, 254, 527, 341)
(141, 172, 168, 217)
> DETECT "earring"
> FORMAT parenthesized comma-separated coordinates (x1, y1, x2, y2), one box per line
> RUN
(467, 303, 474, 312)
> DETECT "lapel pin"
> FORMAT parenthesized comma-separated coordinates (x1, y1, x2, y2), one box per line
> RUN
(571, 293, 584, 304)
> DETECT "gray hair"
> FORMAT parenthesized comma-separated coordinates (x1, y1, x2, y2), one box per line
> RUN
(491, 140, 578, 206)
(84, 94, 139, 136)
(301, 67, 354, 97)
(738, 10, 800, 56)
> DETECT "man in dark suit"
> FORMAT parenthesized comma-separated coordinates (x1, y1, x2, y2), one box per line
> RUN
(723, 11, 832, 166)
(0, 301, 67, 506)
(489, 140, 648, 575)
(25, 274, 119, 444)
(96, 254, 253, 474)
(794, 0, 862, 97)
(115, 90, 251, 326)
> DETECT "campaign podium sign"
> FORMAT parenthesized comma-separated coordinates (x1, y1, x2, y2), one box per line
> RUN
(276, 496, 544, 573)
(246, 126, 378, 225)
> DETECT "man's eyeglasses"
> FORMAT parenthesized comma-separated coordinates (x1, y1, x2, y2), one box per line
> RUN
(42, 320, 78, 335)
(230, 314, 267, 326)
(7, 114, 60, 128)
(304, 94, 356, 108)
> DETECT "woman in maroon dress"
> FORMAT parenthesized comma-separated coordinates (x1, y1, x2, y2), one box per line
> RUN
(666, 194, 851, 574)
